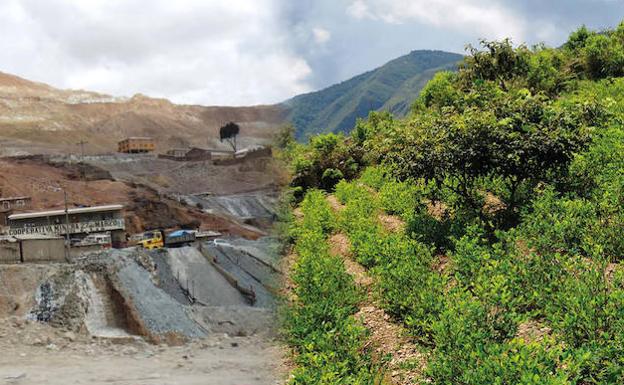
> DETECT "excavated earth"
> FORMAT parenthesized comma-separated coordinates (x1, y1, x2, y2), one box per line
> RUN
(0, 71, 285, 156)
(0, 238, 287, 384)
(0, 156, 267, 237)
(0, 113, 289, 383)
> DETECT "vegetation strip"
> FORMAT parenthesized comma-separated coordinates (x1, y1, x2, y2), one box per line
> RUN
(282, 190, 379, 384)
(326, 197, 425, 385)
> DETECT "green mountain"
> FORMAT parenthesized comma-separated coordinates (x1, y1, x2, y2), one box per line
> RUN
(282, 50, 463, 139)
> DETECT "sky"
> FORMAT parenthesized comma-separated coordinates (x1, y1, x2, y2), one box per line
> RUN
(0, 0, 623, 106)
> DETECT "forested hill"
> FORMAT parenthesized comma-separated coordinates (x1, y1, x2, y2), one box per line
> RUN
(282, 50, 463, 139)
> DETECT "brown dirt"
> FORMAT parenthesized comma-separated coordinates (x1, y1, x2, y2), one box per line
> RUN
(0, 321, 288, 385)
(328, 233, 373, 287)
(604, 262, 621, 283)
(378, 214, 405, 233)
(355, 306, 426, 385)
(515, 320, 552, 343)
(325, 195, 345, 212)
(432, 255, 451, 274)
(0, 157, 262, 238)
(322, 196, 427, 384)
(275, 246, 299, 375)
(88, 154, 280, 196)
(326, 230, 424, 384)
(0, 71, 285, 156)
(278, 250, 298, 303)
(328, 233, 352, 258)
(0, 157, 130, 209)
(483, 192, 506, 215)
(0, 265, 66, 318)
(426, 200, 449, 220)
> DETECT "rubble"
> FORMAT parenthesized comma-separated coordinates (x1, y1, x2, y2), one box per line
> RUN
(1, 237, 283, 344)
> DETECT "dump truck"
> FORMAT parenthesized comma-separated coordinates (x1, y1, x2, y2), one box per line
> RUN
(132, 229, 196, 249)
(164, 230, 196, 248)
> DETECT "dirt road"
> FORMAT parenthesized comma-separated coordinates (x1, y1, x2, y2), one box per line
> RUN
(0, 323, 287, 385)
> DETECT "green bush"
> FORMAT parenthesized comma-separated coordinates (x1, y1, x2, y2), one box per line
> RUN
(284, 189, 378, 384)
(375, 238, 444, 342)
(284, 21, 624, 384)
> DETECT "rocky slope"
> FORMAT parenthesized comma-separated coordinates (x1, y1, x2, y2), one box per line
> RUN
(0, 72, 284, 156)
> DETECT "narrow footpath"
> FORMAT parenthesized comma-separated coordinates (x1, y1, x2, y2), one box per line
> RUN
(326, 195, 426, 385)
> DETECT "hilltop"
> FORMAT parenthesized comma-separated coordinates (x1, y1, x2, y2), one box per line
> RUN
(0, 50, 463, 153)
(281, 50, 463, 139)
(0, 72, 284, 156)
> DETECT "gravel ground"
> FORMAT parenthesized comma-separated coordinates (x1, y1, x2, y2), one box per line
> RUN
(190, 192, 277, 221)
(114, 256, 205, 339)
(189, 305, 277, 337)
(165, 247, 248, 307)
(150, 251, 192, 305)
(203, 242, 279, 308)
(0, 321, 288, 385)
(226, 236, 282, 269)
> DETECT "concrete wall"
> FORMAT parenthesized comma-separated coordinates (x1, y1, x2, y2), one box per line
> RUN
(213, 147, 272, 166)
(0, 241, 20, 264)
(21, 238, 65, 263)
(158, 148, 212, 162)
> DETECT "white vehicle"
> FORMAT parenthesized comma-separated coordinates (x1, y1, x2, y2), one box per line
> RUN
(75, 233, 112, 247)
(212, 238, 231, 247)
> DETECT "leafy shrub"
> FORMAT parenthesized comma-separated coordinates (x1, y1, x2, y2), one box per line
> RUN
(284, 189, 378, 384)
(357, 165, 393, 191)
(375, 238, 444, 341)
(285, 21, 624, 385)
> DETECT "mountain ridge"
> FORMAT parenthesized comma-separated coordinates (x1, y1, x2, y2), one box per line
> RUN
(0, 49, 462, 154)
(281, 50, 463, 139)
(0, 71, 284, 156)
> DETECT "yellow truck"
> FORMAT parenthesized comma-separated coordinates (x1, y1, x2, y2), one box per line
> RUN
(130, 229, 196, 249)
(130, 230, 164, 250)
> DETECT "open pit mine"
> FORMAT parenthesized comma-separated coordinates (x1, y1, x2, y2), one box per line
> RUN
(0, 121, 288, 384)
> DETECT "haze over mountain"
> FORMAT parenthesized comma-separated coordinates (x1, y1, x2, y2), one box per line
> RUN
(282, 50, 463, 139)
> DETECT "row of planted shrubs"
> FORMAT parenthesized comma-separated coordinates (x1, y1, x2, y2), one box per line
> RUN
(283, 190, 380, 384)
(332, 170, 624, 385)
(279, 23, 624, 385)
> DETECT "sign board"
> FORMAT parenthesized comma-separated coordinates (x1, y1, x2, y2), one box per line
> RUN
(8, 218, 125, 236)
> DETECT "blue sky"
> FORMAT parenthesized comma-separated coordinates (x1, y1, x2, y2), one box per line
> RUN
(0, 0, 622, 105)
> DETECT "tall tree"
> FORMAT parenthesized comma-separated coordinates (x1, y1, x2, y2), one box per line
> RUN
(219, 122, 240, 152)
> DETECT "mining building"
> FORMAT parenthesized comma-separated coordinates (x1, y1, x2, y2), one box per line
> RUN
(118, 137, 156, 153)
(7, 204, 126, 247)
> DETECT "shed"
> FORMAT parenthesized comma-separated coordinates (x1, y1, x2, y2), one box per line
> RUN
(118, 137, 155, 154)
(0, 237, 20, 264)
(184, 147, 212, 161)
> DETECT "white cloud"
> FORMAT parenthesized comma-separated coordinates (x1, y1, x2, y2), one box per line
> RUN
(312, 27, 332, 45)
(347, 0, 374, 19)
(0, 0, 313, 105)
(346, 0, 527, 42)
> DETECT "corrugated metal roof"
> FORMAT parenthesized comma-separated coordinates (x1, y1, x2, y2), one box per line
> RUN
(0, 196, 30, 202)
(120, 137, 153, 141)
(13, 234, 64, 240)
(8, 204, 123, 220)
